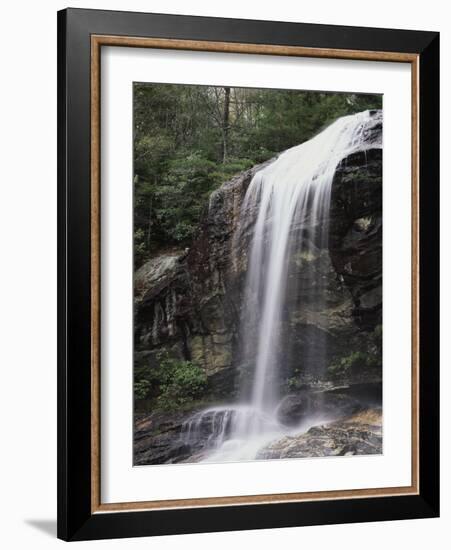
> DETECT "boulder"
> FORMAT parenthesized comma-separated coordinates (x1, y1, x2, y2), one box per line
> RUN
(258, 408, 382, 460)
(276, 385, 374, 426)
(134, 407, 201, 465)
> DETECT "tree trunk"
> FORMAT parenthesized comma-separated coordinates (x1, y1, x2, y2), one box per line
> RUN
(222, 87, 231, 163)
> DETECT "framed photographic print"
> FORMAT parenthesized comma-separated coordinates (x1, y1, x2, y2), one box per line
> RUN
(57, 8, 439, 541)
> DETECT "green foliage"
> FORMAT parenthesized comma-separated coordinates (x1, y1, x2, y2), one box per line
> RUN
(328, 325, 382, 379)
(156, 353, 208, 410)
(329, 351, 371, 377)
(285, 368, 304, 391)
(134, 378, 151, 401)
(216, 157, 254, 176)
(373, 324, 383, 342)
(134, 362, 158, 401)
(152, 153, 221, 245)
(133, 227, 147, 268)
(134, 351, 208, 410)
(134, 82, 382, 267)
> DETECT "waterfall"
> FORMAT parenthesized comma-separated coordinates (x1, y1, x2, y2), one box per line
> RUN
(181, 110, 382, 462)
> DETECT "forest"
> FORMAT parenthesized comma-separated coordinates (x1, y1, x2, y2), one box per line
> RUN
(133, 83, 382, 268)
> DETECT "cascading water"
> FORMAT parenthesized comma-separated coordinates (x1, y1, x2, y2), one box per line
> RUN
(181, 110, 382, 462)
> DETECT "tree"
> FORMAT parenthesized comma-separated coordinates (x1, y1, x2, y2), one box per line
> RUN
(222, 87, 231, 162)
(133, 82, 382, 268)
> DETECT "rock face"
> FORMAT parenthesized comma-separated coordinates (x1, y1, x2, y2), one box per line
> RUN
(135, 252, 183, 305)
(135, 160, 273, 399)
(257, 408, 382, 459)
(329, 147, 383, 331)
(134, 112, 383, 462)
(134, 409, 194, 465)
(135, 149, 382, 386)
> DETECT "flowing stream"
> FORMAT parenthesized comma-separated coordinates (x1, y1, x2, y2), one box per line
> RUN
(181, 110, 382, 462)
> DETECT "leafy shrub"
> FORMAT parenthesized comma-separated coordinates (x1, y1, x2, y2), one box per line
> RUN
(285, 368, 304, 391)
(171, 221, 197, 243)
(133, 228, 147, 267)
(134, 362, 158, 401)
(328, 350, 379, 379)
(156, 353, 207, 410)
(134, 352, 208, 409)
(328, 325, 382, 379)
(217, 158, 254, 176)
(134, 378, 151, 401)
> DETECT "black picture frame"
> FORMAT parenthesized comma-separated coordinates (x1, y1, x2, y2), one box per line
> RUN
(57, 7, 439, 541)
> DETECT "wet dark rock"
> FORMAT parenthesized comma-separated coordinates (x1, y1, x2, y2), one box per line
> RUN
(276, 392, 312, 426)
(258, 408, 382, 459)
(329, 147, 382, 330)
(134, 408, 201, 465)
(276, 383, 379, 426)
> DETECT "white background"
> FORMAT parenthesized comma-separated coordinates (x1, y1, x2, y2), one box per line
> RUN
(102, 48, 412, 503)
(0, 0, 448, 548)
